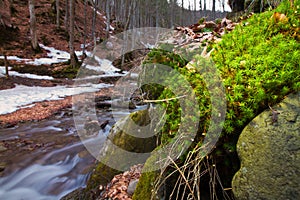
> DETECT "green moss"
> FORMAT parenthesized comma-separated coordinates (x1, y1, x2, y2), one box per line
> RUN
(52, 63, 81, 79)
(212, 0, 300, 135)
(134, 0, 300, 198)
(84, 162, 120, 199)
(132, 171, 159, 200)
(84, 110, 158, 198)
(132, 153, 162, 200)
(130, 109, 151, 126)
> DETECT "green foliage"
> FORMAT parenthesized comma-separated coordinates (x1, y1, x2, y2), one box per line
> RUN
(141, 49, 207, 146)
(132, 171, 159, 200)
(212, 0, 300, 134)
(135, 1, 299, 198)
(141, 0, 300, 144)
(52, 63, 81, 79)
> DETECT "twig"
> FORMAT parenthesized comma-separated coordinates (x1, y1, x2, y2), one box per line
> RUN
(143, 95, 187, 103)
(168, 156, 196, 200)
(268, 105, 280, 123)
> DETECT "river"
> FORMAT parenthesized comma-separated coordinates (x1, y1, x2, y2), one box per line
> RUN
(0, 102, 134, 200)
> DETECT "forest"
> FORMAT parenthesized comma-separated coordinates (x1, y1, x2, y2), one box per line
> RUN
(0, 0, 299, 200)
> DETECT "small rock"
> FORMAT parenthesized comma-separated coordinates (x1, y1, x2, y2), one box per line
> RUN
(0, 162, 6, 172)
(0, 144, 7, 152)
(127, 179, 139, 196)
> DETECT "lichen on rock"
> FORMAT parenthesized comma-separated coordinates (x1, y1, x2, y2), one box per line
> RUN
(232, 92, 300, 199)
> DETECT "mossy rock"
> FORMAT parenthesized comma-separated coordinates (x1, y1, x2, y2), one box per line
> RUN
(60, 188, 86, 200)
(132, 152, 165, 200)
(132, 171, 160, 200)
(83, 109, 157, 199)
(232, 92, 300, 199)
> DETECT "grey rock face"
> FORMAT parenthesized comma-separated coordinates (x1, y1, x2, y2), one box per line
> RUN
(232, 92, 300, 200)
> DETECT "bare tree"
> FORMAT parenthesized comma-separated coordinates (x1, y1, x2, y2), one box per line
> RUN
(221, 0, 225, 12)
(64, 0, 69, 29)
(56, 0, 60, 28)
(0, 0, 12, 27)
(194, 0, 197, 23)
(4, 54, 9, 77)
(199, 0, 202, 10)
(92, 0, 97, 46)
(180, 0, 184, 24)
(105, 0, 111, 38)
(82, 0, 87, 55)
(170, 0, 174, 27)
(212, 0, 216, 18)
(28, 0, 40, 51)
(69, 0, 77, 67)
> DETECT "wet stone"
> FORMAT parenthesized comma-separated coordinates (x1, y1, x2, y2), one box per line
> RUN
(0, 143, 7, 152)
(0, 162, 6, 172)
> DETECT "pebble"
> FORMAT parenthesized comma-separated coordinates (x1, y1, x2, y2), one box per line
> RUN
(127, 179, 139, 196)
(0, 144, 8, 152)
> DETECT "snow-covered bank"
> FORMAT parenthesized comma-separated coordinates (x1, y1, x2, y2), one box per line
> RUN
(0, 44, 86, 66)
(0, 67, 54, 80)
(0, 43, 127, 78)
(0, 83, 112, 115)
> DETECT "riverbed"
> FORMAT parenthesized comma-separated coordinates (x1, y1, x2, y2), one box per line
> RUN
(0, 103, 132, 200)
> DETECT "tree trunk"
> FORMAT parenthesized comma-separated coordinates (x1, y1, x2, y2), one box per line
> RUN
(199, 0, 202, 10)
(212, 0, 216, 18)
(105, 0, 111, 38)
(156, 0, 160, 27)
(64, 0, 69, 29)
(4, 54, 9, 78)
(222, 0, 225, 12)
(69, 0, 77, 68)
(83, 0, 87, 55)
(92, 0, 97, 46)
(194, 0, 196, 24)
(180, 0, 185, 26)
(56, 0, 60, 28)
(28, 0, 40, 52)
(124, 0, 133, 30)
(170, 0, 174, 28)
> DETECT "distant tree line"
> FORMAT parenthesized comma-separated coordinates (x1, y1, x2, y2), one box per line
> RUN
(97, 0, 229, 29)
(0, 0, 283, 70)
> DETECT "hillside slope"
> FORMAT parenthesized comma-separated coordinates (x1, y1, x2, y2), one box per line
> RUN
(0, 0, 109, 58)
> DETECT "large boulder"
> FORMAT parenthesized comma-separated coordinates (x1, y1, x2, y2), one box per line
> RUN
(83, 109, 157, 199)
(232, 92, 300, 199)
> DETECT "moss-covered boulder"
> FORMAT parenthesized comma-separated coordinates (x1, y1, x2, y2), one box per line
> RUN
(83, 109, 157, 199)
(232, 92, 300, 199)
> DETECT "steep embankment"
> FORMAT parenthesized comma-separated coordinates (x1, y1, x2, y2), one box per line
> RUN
(0, 0, 109, 58)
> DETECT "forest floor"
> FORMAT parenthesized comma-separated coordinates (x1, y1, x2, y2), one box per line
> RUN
(0, 0, 118, 127)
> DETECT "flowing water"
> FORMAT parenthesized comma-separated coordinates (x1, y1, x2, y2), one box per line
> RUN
(0, 105, 135, 200)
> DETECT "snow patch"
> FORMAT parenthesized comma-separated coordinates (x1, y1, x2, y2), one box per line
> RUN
(104, 21, 115, 31)
(0, 67, 54, 80)
(0, 56, 31, 62)
(0, 44, 89, 65)
(0, 83, 112, 115)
